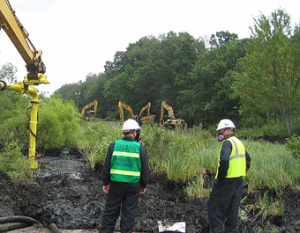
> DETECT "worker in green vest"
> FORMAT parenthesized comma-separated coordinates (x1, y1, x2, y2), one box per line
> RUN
(99, 119, 150, 233)
(208, 119, 251, 233)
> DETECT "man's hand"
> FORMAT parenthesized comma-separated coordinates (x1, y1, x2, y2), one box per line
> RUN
(103, 184, 110, 194)
(140, 188, 146, 195)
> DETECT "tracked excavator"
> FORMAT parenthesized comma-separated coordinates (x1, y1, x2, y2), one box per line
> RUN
(0, 0, 49, 169)
(118, 101, 141, 125)
(138, 102, 155, 125)
(118, 101, 134, 123)
(78, 100, 98, 121)
(160, 101, 185, 130)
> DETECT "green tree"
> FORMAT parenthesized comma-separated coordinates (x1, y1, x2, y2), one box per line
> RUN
(180, 32, 246, 127)
(231, 9, 300, 136)
(0, 64, 29, 149)
(209, 30, 239, 48)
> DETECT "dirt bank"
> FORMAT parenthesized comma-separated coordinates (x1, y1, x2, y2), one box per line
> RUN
(0, 148, 300, 233)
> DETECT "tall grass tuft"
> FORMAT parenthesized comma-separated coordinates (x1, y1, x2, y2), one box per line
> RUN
(75, 122, 121, 167)
(243, 140, 299, 193)
(142, 124, 215, 182)
(185, 174, 211, 199)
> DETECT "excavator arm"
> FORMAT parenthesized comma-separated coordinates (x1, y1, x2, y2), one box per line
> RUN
(0, 0, 49, 169)
(118, 101, 125, 123)
(139, 102, 151, 117)
(160, 101, 185, 129)
(0, 0, 48, 84)
(78, 100, 98, 119)
(160, 101, 175, 123)
(139, 102, 155, 125)
(118, 101, 134, 123)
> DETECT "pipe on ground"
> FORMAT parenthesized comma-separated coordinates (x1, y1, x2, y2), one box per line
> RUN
(0, 222, 30, 232)
(0, 216, 62, 233)
(48, 223, 62, 233)
(0, 215, 41, 225)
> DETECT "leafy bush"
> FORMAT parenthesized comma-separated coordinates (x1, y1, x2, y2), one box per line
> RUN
(37, 95, 80, 150)
(0, 143, 31, 180)
(0, 92, 30, 149)
(286, 135, 300, 159)
(236, 121, 288, 138)
(0, 114, 29, 148)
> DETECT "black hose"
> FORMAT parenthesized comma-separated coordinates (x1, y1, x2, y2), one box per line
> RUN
(0, 215, 62, 233)
(0, 216, 42, 233)
(26, 106, 38, 139)
(0, 222, 29, 232)
(0, 215, 41, 225)
(48, 223, 62, 233)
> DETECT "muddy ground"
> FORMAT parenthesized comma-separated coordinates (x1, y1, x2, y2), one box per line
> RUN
(0, 148, 300, 233)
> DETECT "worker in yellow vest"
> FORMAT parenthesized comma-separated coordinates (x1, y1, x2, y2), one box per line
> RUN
(208, 119, 251, 233)
(99, 119, 150, 233)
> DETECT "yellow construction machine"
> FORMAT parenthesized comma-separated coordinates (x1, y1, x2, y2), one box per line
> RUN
(78, 100, 98, 121)
(160, 101, 185, 130)
(138, 102, 155, 125)
(118, 101, 136, 123)
(0, 0, 49, 168)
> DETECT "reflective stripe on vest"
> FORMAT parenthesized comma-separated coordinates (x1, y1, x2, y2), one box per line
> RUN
(110, 140, 141, 183)
(215, 136, 246, 179)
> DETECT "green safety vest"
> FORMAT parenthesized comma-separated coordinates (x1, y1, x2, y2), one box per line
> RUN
(110, 139, 141, 183)
(215, 136, 246, 179)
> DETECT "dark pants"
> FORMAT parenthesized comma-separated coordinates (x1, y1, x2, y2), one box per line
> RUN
(207, 177, 243, 233)
(100, 181, 140, 233)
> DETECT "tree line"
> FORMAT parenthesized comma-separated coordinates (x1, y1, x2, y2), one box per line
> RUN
(55, 9, 300, 136)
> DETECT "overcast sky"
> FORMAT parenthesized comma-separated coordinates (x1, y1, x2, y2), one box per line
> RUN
(0, 0, 300, 96)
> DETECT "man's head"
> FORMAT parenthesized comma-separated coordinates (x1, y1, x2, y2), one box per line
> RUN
(122, 119, 141, 141)
(216, 119, 235, 141)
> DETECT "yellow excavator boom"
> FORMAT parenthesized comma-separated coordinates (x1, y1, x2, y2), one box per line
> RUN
(160, 101, 175, 122)
(160, 101, 185, 129)
(139, 102, 155, 125)
(78, 100, 98, 119)
(0, 0, 47, 83)
(118, 101, 134, 123)
(0, 0, 49, 169)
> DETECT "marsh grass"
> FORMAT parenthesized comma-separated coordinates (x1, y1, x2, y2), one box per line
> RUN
(185, 174, 211, 199)
(243, 140, 300, 193)
(75, 122, 120, 167)
(76, 122, 300, 206)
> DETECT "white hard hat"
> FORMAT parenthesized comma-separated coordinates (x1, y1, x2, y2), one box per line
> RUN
(216, 119, 235, 131)
(122, 119, 141, 131)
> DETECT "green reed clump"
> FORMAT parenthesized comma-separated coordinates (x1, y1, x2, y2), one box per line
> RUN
(76, 122, 121, 167)
(243, 140, 300, 193)
(185, 174, 211, 199)
(141, 124, 174, 173)
(142, 124, 216, 182)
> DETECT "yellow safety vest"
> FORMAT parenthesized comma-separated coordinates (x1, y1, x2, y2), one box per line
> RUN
(215, 136, 246, 179)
